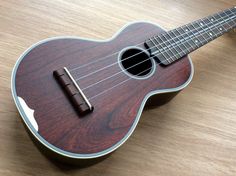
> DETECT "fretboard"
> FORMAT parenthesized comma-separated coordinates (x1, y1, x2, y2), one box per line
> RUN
(145, 7, 236, 65)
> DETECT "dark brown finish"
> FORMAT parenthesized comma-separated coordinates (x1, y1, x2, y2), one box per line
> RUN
(53, 68, 93, 115)
(15, 22, 191, 156)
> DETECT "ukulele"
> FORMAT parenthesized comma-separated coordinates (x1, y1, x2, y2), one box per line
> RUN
(12, 7, 236, 165)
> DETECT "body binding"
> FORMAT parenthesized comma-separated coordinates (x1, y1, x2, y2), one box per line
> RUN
(11, 21, 194, 165)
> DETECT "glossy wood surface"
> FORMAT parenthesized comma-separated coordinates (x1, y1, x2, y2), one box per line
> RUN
(15, 22, 191, 154)
(0, 0, 236, 175)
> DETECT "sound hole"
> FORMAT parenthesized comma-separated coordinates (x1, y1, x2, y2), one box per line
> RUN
(119, 47, 154, 79)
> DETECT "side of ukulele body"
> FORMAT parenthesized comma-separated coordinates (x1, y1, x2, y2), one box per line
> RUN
(11, 21, 193, 165)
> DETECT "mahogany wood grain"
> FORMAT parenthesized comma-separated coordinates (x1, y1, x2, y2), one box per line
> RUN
(15, 22, 191, 154)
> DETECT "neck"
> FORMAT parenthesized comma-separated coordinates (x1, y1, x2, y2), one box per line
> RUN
(145, 7, 236, 65)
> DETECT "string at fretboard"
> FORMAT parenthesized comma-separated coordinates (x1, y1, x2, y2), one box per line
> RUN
(145, 7, 236, 65)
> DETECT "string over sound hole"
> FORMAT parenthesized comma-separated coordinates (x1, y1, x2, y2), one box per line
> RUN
(118, 47, 155, 79)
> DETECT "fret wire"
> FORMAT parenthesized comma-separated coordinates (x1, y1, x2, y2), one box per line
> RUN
(228, 18, 236, 26)
(149, 37, 158, 49)
(206, 16, 221, 41)
(188, 15, 232, 49)
(191, 22, 208, 44)
(164, 18, 231, 60)
(194, 20, 208, 42)
(181, 25, 197, 50)
(164, 30, 186, 58)
(157, 30, 183, 62)
(149, 37, 156, 45)
(171, 25, 218, 61)
(194, 22, 209, 44)
(152, 36, 171, 63)
(151, 10, 235, 61)
(211, 15, 224, 38)
(185, 24, 202, 47)
(173, 28, 191, 53)
(224, 7, 236, 15)
(179, 26, 195, 51)
(210, 16, 221, 36)
(220, 11, 232, 29)
(217, 11, 234, 31)
(160, 34, 179, 60)
(155, 35, 176, 61)
(153, 8, 234, 55)
(164, 32, 183, 58)
(149, 37, 162, 56)
(225, 7, 236, 18)
(202, 17, 215, 40)
(203, 23, 222, 42)
(231, 7, 236, 16)
(207, 14, 222, 38)
(152, 9, 234, 57)
(224, 9, 234, 26)
(216, 8, 235, 30)
(157, 15, 234, 59)
(191, 23, 205, 46)
(222, 13, 235, 30)
(215, 12, 228, 31)
(199, 19, 212, 41)
(158, 15, 235, 60)
(176, 30, 207, 52)
(152, 18, 234, 68)
(167, 30, 183, 53)
(212, 14, 225, 33)
(185, 25, 197, 46)
(168, 30, 186, 58)
(228, 8, 236, 26)
(211, 15, 224, 35)
(214, 12, 230, 31)
(164, 16, 232, 72)
(172, 29, 188, 50)
(160, 19, 230, 66)
(149, 37, 162, 57)
(150, 37, 171, 64)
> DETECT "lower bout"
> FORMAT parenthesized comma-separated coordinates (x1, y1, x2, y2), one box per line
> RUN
(23, 122, 108, 166)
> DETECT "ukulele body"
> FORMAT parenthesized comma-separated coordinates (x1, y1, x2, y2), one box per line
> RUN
(11, 21, 193, 165)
